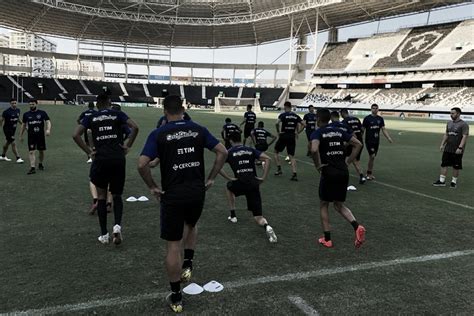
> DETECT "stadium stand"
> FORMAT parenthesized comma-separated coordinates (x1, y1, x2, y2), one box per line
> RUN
(0, 76, 13, 102)
(183, 85, 205, 105)
(315, 40, 357, 70)
(19, 77, 63, 101)
(456, 49, 474, 64)
(124, 83, 146, 98)
(59, 79, 88, 100)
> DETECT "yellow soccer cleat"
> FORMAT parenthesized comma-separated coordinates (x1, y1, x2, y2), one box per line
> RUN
(180, 267, 192, 283)
(166, 293, 183, 313)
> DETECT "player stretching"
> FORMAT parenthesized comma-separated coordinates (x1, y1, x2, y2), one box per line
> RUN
(362, 104, 393, 180)
(221, 117, 241, 149)
(138, 95, 227, 313)
(73, 94, 139, 245)
(302, 105, 317, 156)
(433, 107, 469, 188)
(219, 132, 277, 243)
(240, 104, 257, 146)
(20, 100, 51, 175)
(311, 109, 365, 248)
(0, 99, 24, 163)
(77, 102, 96, 163)
(274, 101, 303, 181)
(341, 109, 365, 184)
(251, 121, 276, 154)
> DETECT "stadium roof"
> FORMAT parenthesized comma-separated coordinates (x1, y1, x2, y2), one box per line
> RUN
(0, 0, 470, 48)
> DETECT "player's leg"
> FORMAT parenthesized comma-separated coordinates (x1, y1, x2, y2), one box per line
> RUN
(166, 240, 184, 313)
(225, 181, 238, 222)
(89, 182, 98, 215)
(318, 200, 333, 247)
(11, 142, 22, 163)
(366, 154, 375, 180)
(434, 152, 450, 186)
(96, 186, 109, 243)
(109, 159, 126, 244)
(288, 137, 298, 181)
(38, 150, 45, 170)
(181, 199, 203, 283)
(249, 187, 277, 243)
(274, 137, 284, 175)
(1, 140, 9, 158)
(450, 154, 463, 188)
(27, 150, 36, 174)
(333, 201, 366, 248)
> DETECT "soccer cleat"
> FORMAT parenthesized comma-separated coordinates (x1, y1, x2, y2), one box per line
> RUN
(0, 156, 12, 162)
(166, 293, 183, 313)
(432, 180, 446, 187)
(98, 233, 110, 245)
(318, 237, 333, 248)
(285, 156, 290, 162)
(290, 174, 298, 182)
(266, 225, 277, 243)
(181, 267, 192, 283)
(450, 182, 457, 189)
(16, 158, 24, 164)
(38, 164, 44, 171)
(366, 174, 375, 181)
(359, 176, 366, 184)
(27, 168, 36, 175)
(274, 170, 282, 176)
(89, 201, 98, 215)
(112, 225, 122, 245)
(86, 158, 92, 164)
(227, 216, 237, 223)
(355, 225, 366, 249)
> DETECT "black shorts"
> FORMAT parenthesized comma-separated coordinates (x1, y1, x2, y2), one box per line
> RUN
(319, 168, 349, 202)
(306, 130, 315, 142)
(227, 179, 262, 216)
(441, 152, 463, 170)
(244, 124, 255, 139)
(3, 129, 15, 143)
(224, 139, 232, 150)
(89, 159, 126, 195)
(346, 143, 363, 161)
(27, 133, 46, 151)
(275, 133, 296, 156)
(160, 195, 205, 241)
(255, 143, 269, 152)
(366, 142, 379, 156)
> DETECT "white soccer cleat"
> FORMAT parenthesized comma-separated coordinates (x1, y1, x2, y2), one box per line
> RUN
(98, 233, 110, 244)
(112, 224, 122, 245)
(266, 225, 277, 243)
(87, 158, 93, 163)
(16, 158, 24, 164)
(227, 216, 237, 223)
(0, 156, 12, 162)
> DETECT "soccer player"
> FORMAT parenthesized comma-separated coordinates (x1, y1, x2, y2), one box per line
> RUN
(362, 104, 393, 180)
(274, 101, 303, 181)
(20, 100, 51, 175)
(77, 102, 96, 163)
(302, 105, 317, 156)
(251, 121, 276, 153)
(138, 95, 227, 314)
(329, 111, 352, 134)
(0, 99, 24, 163)
(240, 104, 257, 146)
(219, 132, 277, 242)
(221, 117, 242, 149)
(341, 109, 365, 184)
(311, 108, 366, 248)
(73, 94, 139, 245)
(157, 111, 191, 128)
(433, 107, 469, 188)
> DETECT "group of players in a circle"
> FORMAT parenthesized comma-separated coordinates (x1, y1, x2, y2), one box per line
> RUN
(1, 94, 468, 313)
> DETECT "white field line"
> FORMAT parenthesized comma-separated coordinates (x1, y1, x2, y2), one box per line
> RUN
(286, 155, 474, 211)
(4, 249, 474, 315)
(288, 296, 320, 315)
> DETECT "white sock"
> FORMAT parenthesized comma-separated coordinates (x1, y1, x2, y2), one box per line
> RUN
(439, 175, 446, 182)
(452, 177, 458, 184)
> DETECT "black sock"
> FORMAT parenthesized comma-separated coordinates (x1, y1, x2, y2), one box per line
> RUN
(263, 223, 268, 229)
(324, 231, 331, 242)
(30, 167, 35, 170)
(230, 210, 236, 218)
(170, 281, 182, 302)
(351, 220, 359, 231)
(16, 156, 20, 160)
(183, 249, 194, 269)
(39, 163, 43, 167)
(367, 170, 372, 175)
(97, 199, 108, 235)
(1, 154, 4, 157)
(113, 195, 123, 226)
(277, 165, 281, 171)
(293, 172, 297, 177)
(93, 198, 98, 204)
(360, 173, 364, 178)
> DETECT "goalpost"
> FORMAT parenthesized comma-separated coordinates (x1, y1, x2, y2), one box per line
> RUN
(214, 97, 262, 113)
(75, 94, 97, 104)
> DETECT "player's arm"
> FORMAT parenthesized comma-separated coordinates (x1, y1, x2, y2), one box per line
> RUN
(137, 155, 163, 200)
(45, 120, 51, 136)
(346, 136, 363, 165)
(268, 134, 277, 146)
(206, 143, 228, 190)
(275, 119, 281, 134)
(381, 127, 393, 143)
(0, 116, 4, 127)
(440, 132, 448, 151)
(257, 152, 271, 182)
(19, 121, 26, 141)
(456, 133, 469, 154)
(72, 125, 93, 156)
(219, 168, 236, 181)
(310, 139, 325, 172)
(221, 128, 226, 140)
(296, 121, 304, 134)
(123, 118, 139, 150)
(250, 130, 256, 145)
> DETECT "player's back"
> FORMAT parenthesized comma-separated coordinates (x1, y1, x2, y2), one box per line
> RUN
(244, 111, 256, 124)
(227, 145, 259, 182)
(253, 127, 270, 144)
(223, 123, 240, 137)
(313, 126, 351, 172)
(279, 111, 302, 133)
(343, 116, 362, 135)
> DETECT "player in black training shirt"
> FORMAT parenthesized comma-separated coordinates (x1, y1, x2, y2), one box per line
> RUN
(157, 111, 191, 128)
(311, 108, 366, 249)
(138, 95, 227, 314)
(73, 94, 139, 246)
(219, 132, 277, 242)
(362, 104, 393, 180)
(302, 105, 317, 156)
(20, 100, 51, 174)
(0, 99, 24, 163)
(274, 101, 303, 181)
(340, 109, 366, 184)
(77, 102, 97, 163)
(240, 104, 257, 146)
(221, 117, 242, 149)
(251, 121, 276, 153)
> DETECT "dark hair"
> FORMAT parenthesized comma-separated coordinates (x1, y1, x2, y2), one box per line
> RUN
(284, 101, 292, 108)
(247, 104, 253, 109)
(340, 108, 349, 115)
(111, 104, 121, 111)
(308, 105, 314, 108)
(451, 107, 462, 114)
(330, 111, 340, 120)
(29, 99, 38, 104)
(163, 95, 183, 115)
(371, 103, 379, 108)
(317, 108, 331, 124)
(225, 117, 232, 123)
(96, 94, 110, 107)
(258, 121, 264, 128)
(88, 102, 95, 109)
(10, 98, 16, 103)
(229, 131, 242, 143)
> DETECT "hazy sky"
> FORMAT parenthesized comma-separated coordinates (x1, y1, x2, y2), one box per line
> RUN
(0, 3, 472, 79)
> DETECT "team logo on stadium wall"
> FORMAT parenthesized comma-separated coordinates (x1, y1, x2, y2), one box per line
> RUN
(396, 31, 443, 62)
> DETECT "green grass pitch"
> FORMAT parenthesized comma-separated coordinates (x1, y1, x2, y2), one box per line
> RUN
(1, 104, 473, 315)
